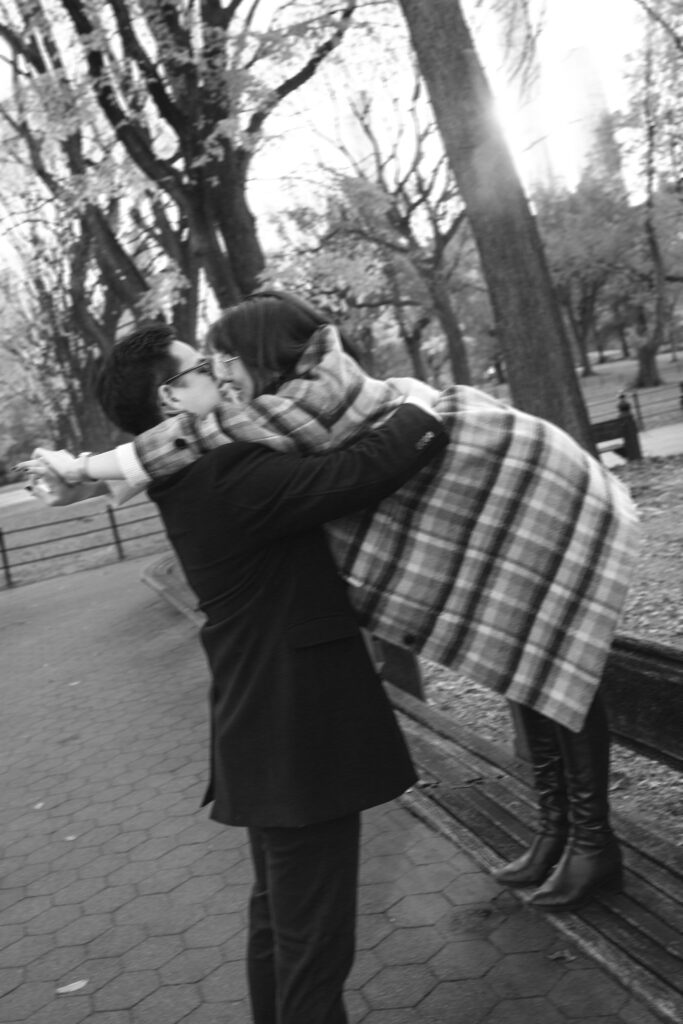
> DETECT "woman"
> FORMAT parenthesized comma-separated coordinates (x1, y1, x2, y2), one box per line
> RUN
(27, 290, 639, 909)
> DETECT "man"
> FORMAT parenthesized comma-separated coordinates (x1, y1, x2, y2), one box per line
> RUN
(27, 324, 448, 1024)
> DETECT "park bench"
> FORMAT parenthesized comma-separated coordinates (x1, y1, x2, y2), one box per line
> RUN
(144, 552, 683, 1021)
(374, 634, 683, 767)
(590, 394, 643, 461)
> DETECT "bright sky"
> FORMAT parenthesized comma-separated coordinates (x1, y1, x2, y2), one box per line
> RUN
(250, 0, 646, 240)
(0, 0, 645, 259)
(482, 0, 643, 189)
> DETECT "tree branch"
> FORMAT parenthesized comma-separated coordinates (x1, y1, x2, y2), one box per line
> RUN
(247, 0, 357, 138)
(59, 0, 187, 205)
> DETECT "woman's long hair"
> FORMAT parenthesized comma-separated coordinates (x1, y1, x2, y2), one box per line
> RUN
(205, 290, 360, 394)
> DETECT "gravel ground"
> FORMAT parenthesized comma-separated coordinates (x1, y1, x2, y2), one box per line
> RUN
(422, 454, 683, 847)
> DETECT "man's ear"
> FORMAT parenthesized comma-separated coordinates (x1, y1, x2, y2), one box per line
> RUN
(158, 384, 181, 419)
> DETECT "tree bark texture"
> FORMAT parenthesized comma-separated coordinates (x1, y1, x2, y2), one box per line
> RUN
(398, 0, 595, 448)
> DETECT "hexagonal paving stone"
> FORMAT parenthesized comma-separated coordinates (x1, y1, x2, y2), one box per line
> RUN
(60, 955, 124, 994)
(357, 1010, 417, 1024)
(79, 854, 131, 879)
(22, 998, 94, 1024)
(0, 926, 23, 952)
(219, 929, 249, 965)
(86, 925, 147, 959)
(81, 885, 138, 915)
(183, 913, 244, 948)
(122, 935, 184, 971)
(549, 968, 629, 1017)
(389, 892, 452, 927)
(201, 960, 250, 1003)
(137, 869, 190, 895)
(0, 895, 52, 924)
(429, 937, 501, 980)
(169, 875, 227, 905)
(56, 914, 113, 946)
(418, 977, 499, 1022)
(183, 1003, 251, 1024)
(488, 949, 568, 997)
(406, 833, 463, 865)
(356, 914, 395, 951)
(400, 860, 463, 894)
(25, 869, 79, 895)
(443, 902, 511, 942)
(344, 987, 368, 1021)
(489, 909, 559, 953)
(0, 979, 55, 1019)
(346, 948, 382, 989)
(0, 934, 54, 968)
(131, 984, 202, 1023)
(53, 878, 106, 905)
(159, 947, 223, 985)
(27, 904, 83, 936)
(360, 855, 412, 885)
(25, 945, 87, 982)
(0, 967, 22, 998)
(93, 970, 159, 1011)
(362, 963, 438, 1009)
(485, 995, 568, 1024)
(358, 882, 406, 915)
(444, 872, 502, 906)
(114, 893, 204, 933)
(376, 925, 447, 966)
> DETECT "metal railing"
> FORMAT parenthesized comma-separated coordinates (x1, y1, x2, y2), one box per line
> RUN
(585, 381, 683, 431)
(0, 500, 166, 588)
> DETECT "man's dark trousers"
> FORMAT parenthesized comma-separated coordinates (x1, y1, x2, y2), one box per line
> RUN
(247, 813, 360, 1024)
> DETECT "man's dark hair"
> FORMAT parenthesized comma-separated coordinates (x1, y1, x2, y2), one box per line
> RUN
(96, 323, 179, 435)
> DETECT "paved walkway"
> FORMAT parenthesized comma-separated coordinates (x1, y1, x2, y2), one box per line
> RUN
(639, 422, 683, 458)
(0, 558, 664, 1024)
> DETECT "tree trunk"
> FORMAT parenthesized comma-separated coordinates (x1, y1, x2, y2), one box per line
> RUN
(428, 274, 472, 385)
(633, 340, 662, 388)
(398, 0, 595, 451)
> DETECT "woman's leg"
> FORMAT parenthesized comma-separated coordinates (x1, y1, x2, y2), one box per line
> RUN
(493, 703, 568, 887)
(527, 693, 622, 910)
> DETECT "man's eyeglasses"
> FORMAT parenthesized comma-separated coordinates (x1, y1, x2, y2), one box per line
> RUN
(162, 359, 215, 387)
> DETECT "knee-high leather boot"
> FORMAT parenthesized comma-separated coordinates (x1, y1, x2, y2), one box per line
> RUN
(527, 694, 622, 910)
(492, 704, 568, 887)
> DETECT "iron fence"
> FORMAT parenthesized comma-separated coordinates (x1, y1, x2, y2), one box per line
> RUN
(0, 500, 166, 588)
(585, 381, 683, 430)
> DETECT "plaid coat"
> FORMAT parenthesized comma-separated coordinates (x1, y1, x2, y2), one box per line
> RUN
(134, 327, 640, 731)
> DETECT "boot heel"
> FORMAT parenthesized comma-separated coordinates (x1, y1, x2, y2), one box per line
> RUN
(492, 833, 566, 888)
(527, 845, 623, 911)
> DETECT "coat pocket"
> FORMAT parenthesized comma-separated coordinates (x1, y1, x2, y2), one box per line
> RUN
(287, 615, 358, 649)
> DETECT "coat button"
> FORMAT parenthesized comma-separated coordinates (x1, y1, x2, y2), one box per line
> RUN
(403, 634, 416, 647)
(174, 438, 188, 449)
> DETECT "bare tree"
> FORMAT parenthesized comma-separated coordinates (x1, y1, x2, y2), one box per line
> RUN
(397, 0, 594, 447)
(0, 0, 359, 313)
(317, 81, 474, 383)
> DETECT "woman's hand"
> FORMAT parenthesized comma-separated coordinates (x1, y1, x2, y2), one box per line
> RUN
(388, 376, 441, 416)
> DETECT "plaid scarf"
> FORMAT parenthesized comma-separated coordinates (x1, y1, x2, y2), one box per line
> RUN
(135, 327, 640, 731)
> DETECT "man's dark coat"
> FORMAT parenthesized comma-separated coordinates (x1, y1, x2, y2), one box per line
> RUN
(150, 403, 447, 828)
